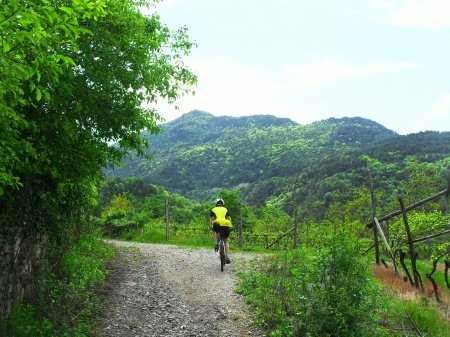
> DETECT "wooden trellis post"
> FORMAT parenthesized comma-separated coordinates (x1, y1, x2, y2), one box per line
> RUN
(399, 197, 423, 291)
(368, 170, 381, 265)
(374, 217, 399, 275)
(366, 188, 449, 228)
(239, 203, 243, 248)
(165, 198, 169, 241)
(266, 227, 295, 249)
(203, 213, 209, 240)
(445, 178, 450, 214)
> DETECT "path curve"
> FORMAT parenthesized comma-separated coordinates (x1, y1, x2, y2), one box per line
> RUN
(99, 241, 266, 337)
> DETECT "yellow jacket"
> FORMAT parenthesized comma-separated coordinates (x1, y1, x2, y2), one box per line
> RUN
(210, 206, 232, 227)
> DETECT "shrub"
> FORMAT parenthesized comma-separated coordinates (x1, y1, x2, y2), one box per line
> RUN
(238, 232, 386, 337)
(102, 210, 138, 237)
(3, 303, 53, 337)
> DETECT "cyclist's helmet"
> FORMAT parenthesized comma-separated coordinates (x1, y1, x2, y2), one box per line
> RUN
(215, 198, 224, 206)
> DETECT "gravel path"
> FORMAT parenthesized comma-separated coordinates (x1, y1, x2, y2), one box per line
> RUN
(99, 241, 266, 337)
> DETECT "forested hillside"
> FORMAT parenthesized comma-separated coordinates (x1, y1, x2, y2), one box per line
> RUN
(109, 110, 450, 214)
(109, 110, 393, 193)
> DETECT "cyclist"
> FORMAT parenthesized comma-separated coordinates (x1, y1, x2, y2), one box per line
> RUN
(210, 198, 232, 264)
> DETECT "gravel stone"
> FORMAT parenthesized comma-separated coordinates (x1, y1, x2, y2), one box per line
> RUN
(99, 240, 266, 337)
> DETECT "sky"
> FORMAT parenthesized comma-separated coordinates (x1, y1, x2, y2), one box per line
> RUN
(144, 0, 450, 135)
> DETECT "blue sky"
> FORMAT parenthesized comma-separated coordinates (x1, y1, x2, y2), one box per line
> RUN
(145, 0, 450, 135)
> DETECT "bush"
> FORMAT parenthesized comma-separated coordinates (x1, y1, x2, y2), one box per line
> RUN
(3, 303, 53, 337)
(102, 210, 138, 237)
(238, 232, 386, 337)
(3, 237, 114, 337)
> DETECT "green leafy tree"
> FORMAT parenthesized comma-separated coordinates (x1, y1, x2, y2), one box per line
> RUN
(0, 0, 108, 194)
(250, 205, 292, 233)
(0, 0, 196, 322)
(1, 0, 196, 233)
(103, 193, 135, 216)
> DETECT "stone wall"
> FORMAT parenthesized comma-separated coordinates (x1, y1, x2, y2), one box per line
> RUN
(0, 229, 47, 320)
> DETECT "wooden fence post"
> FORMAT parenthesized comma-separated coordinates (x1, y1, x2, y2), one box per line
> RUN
(293, 208, 299, 249)
(374, 217, 399, 275)
(239, 203, 243, 248)
(368, 170, 381, 265)
(399, 197, 422, 291)
(203, 213, 209, 241)
(385, 219, 390, 256)
(165, 198, 169, 241)
(445, 178, 450, 215)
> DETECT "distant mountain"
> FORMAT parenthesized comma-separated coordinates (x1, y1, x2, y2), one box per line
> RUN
(256, 130, 450, 210)
(365, 131, 450, 161)
(109, 110, 407, 201)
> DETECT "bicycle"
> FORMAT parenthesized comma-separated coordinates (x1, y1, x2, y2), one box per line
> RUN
(217, 230, 226, 272)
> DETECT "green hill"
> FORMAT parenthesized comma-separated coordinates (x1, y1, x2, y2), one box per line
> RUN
(109, 111, 395, 196)
(108, 108, 450, 216)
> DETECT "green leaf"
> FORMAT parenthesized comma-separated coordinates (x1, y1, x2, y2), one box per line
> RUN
(43, 90, 51, 100)
(2, 41, 11, 53)
(36, 88, 42, 101)
(59, 6, 75, 16)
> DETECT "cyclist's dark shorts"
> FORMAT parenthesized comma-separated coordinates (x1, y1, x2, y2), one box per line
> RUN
(212, 223, 231, 238)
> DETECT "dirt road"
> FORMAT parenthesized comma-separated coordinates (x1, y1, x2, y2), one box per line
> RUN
(99, 241, 266, 337)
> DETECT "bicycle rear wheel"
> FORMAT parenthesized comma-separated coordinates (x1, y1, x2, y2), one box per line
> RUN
(219, 239, 226, 272)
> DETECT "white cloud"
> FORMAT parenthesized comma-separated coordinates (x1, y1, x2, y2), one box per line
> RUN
(408, 94, 450, 132)
(158, 0, 187, 6)
(428, 94, 450, 118)
(342, 7, 363, 17)
(370, 0, 396, 11)
(284, 59, 420, 91)
(153, 57, 285, 120)
(154, 57, 421, 123)
(372, 0, 450, 30)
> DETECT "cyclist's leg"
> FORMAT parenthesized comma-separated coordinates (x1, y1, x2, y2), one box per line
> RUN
(221, 226, 231, 263)
(212, 223, 220, 251)
(225, 238, 230, 256)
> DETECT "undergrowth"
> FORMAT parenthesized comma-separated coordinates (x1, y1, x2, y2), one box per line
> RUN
(3, 236, 114, 337)
(382, 295, 450, 336)
(237, 232, 386, 337)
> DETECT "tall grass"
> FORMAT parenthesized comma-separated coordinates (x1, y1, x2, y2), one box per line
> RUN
(372, 264, 449, 336)
(383, 294, 450, 336)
